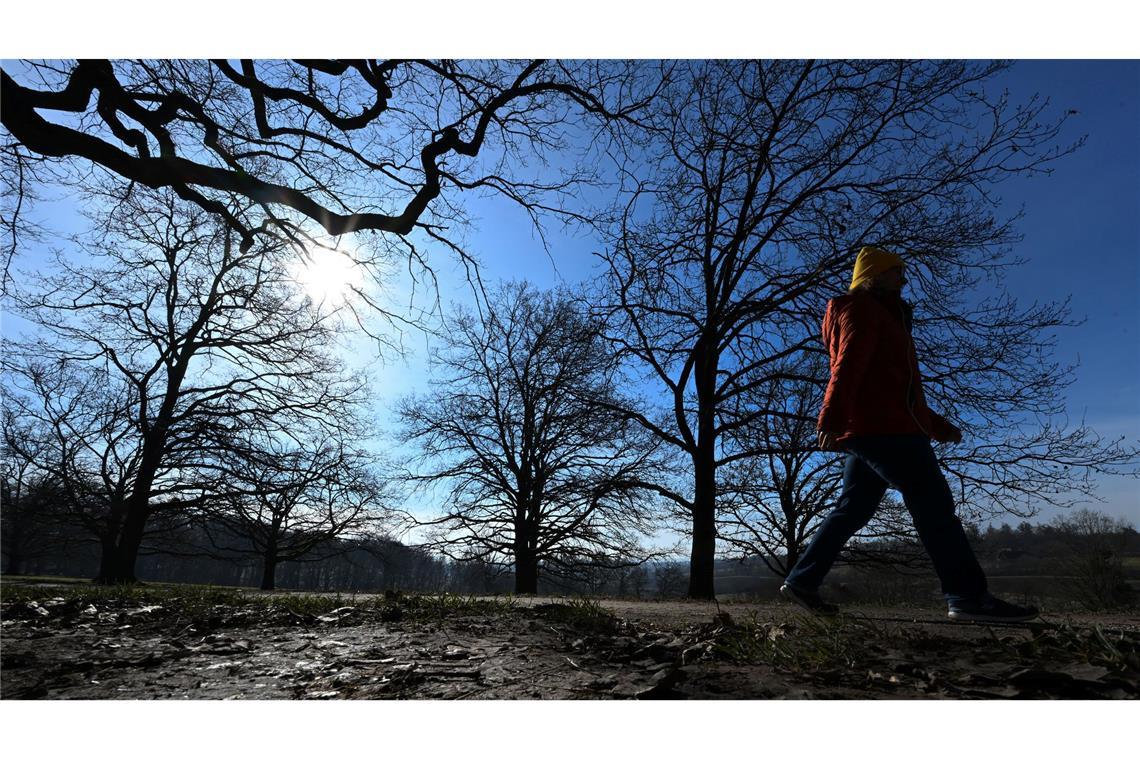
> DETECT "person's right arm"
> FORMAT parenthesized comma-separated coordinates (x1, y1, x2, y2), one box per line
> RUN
(817, 298, 878, 446)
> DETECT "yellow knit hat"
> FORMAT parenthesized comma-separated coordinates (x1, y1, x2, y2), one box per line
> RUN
(849, 246, 904, 291)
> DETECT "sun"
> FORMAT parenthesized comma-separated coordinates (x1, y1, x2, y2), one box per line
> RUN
(292, 247, 364, 307)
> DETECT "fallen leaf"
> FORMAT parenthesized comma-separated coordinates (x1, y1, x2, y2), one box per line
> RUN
(634, 667, 686, 699)
(1057, 663, 1110, 682)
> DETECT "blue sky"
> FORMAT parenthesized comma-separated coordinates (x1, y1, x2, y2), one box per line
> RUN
(994, 61, 1139, 424)
(982, 61, 1139, 523)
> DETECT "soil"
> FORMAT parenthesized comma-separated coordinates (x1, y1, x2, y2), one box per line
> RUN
(2, 590, 1138, 700)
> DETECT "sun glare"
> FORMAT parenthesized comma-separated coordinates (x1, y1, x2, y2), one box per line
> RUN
(293, 247, 364, 307)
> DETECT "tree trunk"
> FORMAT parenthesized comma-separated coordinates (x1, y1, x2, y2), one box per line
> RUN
(514, 547, 538, 594)
(4, 517, 24, 574)
(114, 522, 146, 584)
(260, 552, 278, 591)
(5, 548, 23, 576)
(94, 532, 122, 584)
(96, 504, 148, 585)
(95, 365, 186, 585)
(785, 534, 801, 577)
(513, 489, 539, 593)
(688, 337, 719, 599)
(688, 458, 717, 599)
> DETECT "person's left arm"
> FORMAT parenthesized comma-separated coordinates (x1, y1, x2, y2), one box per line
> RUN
(927, 409, 962, 444)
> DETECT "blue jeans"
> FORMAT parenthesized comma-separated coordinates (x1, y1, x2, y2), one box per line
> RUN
(784, 434, 987, 603)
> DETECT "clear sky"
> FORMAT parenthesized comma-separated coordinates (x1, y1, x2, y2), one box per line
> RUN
(982, 61, 1139, 524)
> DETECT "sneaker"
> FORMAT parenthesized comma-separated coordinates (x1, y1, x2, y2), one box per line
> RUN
(947, 593, 1039, 623)
(779, 583, 839, 616)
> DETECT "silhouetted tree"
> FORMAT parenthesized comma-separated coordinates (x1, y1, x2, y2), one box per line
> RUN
(653, 562, 687, 599)
(627, 565, 650, 599)
(1, 59, 661, 300)
(2, 187, 362, 583)
(203, 427, 389, 590)
(1051, 509, 1136, 610)
(399, 281, 659, 593)
(0, 409, 75, 574)
(717, 356, 843, 576)
(594, 59, 1130, 598)
(3, 356, 156, 578)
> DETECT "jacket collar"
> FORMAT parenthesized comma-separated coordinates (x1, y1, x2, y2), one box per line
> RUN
(859, 289, 913, 331)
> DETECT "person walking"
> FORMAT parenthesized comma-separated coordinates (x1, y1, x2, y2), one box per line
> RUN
(780, 246, 1039, 623)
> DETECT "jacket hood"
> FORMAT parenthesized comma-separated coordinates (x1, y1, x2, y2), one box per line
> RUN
(849, 246, 904, 291)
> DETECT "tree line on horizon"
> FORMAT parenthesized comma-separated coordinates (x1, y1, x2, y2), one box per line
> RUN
(2, 59, 1138, 598)
(4, 468, 1136, 610)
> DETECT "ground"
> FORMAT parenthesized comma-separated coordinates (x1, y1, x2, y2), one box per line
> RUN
(1, 581, 1137, 699)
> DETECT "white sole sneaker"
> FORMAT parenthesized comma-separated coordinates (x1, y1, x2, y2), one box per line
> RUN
(948, 608, 1038, 623)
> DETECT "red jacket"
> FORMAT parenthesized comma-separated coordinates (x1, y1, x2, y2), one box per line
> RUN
(817, 290, 957, 443)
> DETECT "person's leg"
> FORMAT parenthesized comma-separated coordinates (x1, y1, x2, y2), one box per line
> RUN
(784, 451, 889, 593)
(847, 435, 987, 600)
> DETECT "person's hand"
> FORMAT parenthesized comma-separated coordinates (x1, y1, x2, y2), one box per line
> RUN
(934, 424, 963, 444)
(817, 430, 841, 451)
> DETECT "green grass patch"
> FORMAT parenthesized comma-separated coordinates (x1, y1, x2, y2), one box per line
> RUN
(1021, 622, 1140, 673)
(0, 581, 518, 624)
(1, 581, 248, 609)
(530, 597, 623, 634)
(712, 613, 887, 671)
(394, 592, 517, 619)
(0, 574, 94, 587)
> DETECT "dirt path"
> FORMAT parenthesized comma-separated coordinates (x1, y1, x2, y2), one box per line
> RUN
(504, 595, 1140, 632)
(3, 590, 1138, 699)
